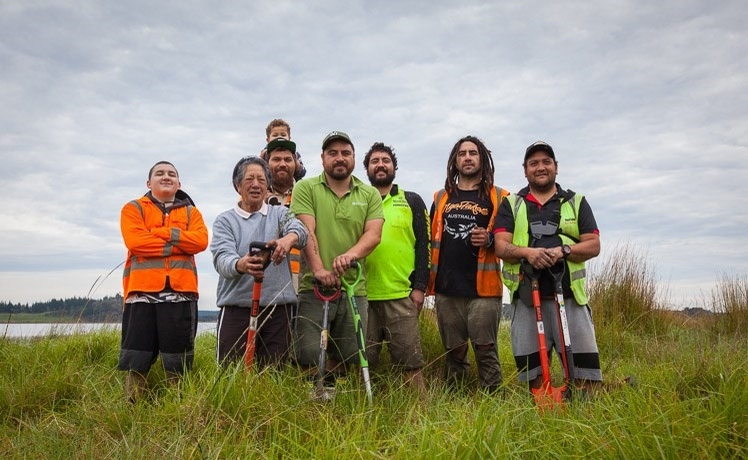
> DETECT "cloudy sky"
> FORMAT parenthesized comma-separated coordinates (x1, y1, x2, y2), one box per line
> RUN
(1, 0, 745, 310)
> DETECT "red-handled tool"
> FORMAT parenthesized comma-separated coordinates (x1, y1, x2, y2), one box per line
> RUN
(522, 260, 567, 409)
(245, 241, 274, 370)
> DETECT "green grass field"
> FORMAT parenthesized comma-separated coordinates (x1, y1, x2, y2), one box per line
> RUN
(0, 308, 745, 459)
(1, 247, 746, 459)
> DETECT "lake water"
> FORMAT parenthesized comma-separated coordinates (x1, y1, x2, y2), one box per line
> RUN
(1, 322, 217, 339)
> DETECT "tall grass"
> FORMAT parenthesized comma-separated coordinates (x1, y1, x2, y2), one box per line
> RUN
(1, 245, 747, 458)
(587, 243, 669, 334)
(708, 273, 748, 336)
(2, 318, 747, 458)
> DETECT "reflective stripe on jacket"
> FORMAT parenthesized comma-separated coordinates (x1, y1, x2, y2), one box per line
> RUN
(121, 195, 209, 298)
(500, 194, 588, 305)
(427, 186, 509, 297)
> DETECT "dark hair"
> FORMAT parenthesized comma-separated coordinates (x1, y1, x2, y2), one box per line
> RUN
(444, 135, 494, 199)
(148, 160, 178, 180)
(232, 156, 271, 193)
(260, 147, 307, 182)
(363, 142, 398, 170)
(262, 146, 300, 175)
(265, 118, 290, 137)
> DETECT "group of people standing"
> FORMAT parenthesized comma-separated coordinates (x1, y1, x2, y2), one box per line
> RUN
(117, 118, 603, 403)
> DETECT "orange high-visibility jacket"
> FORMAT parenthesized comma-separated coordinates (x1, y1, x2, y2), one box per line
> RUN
(270, 192, 301, 275)
(121, 194, 209, 298)
(427, 186, 509, 297)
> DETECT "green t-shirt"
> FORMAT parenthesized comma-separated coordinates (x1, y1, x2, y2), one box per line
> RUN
(366, 187, 417, 301)
(290, 173, 384, 296)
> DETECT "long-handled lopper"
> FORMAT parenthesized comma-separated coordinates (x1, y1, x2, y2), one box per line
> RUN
(312, 279, 341, 401)
(340, 260, 373, 405)
(244, 241, 274, 370)
(550, 262, 575, 399)
(522, 260, 567, 408)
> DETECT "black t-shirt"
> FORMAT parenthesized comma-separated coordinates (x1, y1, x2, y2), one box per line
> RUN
(494, 184, 598, 297)
(431, 188, 494, 297)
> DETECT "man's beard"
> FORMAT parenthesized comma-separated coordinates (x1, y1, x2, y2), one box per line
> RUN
(458, 168, 481, 180)
(367, 170, 395, 187)
(529, 172, 557, 193)
(326, 163, 353, 180)
(272, 169, 294, 190)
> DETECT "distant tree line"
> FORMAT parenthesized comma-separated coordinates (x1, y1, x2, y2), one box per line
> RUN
(0, 295, 123, 322)
(1, 295, 219, 322)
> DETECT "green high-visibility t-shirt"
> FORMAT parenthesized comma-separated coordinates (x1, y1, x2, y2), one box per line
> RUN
(365, 187, 417, 300)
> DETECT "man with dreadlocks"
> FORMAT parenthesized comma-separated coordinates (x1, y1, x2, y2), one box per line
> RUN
(427, 135, 510, 393)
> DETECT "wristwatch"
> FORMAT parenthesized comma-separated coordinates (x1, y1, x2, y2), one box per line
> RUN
(562, 244, 572, 259)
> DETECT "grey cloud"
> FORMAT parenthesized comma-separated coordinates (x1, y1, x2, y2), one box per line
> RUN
(1, 0, 746, 307)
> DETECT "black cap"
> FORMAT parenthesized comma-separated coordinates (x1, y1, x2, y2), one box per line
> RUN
(524, 141, 555, 163)
(265, 138, 297, 156)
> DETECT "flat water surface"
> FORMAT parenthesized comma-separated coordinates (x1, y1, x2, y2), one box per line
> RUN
(2, 322, 216, 339)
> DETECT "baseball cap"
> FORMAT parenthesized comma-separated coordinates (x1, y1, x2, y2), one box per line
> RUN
(322, 131, 354, 150)
(265, 138, 297, 156)
(524, 141, 555, 163)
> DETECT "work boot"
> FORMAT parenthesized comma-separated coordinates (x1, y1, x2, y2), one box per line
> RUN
(403, 369, 426, 397)
(483, 384, 503, 396)
(165, 371, 181, 386)
(125, 371, 148, 404)
(164, 371, 184, 399)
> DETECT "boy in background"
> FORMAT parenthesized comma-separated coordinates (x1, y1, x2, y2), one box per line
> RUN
(261, 118, 306, 183)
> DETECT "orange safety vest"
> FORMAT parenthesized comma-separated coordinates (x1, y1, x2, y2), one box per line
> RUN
(427, 186, 509, 297)
(121, 196, 209, 298)
(268, 191, 301, 275)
